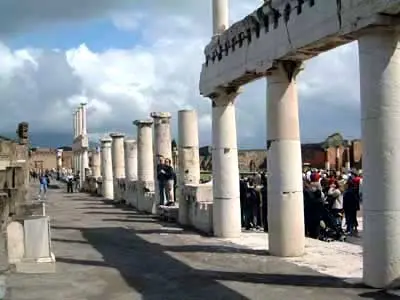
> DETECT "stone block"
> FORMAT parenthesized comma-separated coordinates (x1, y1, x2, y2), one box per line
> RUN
(183, 183, 214, 234)
(7, 221, 24, 264)
(23, 216, 51, 259)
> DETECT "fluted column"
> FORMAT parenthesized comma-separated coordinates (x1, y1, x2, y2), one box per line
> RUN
(267, 61, 305, 257)
(110, 133, 125, 201)
(178, 110, 201, 225)
(359, 28, 400, 288)
(100, 137, 113, 200)
(92, 147, 101, 179)
(151, 112, 172, 205)
(211, 88, 241, 238)
(134, 120, 154, 188)
(81, 103, 87, 135)
(124, 139, 138, 181)
(212, 0, 228, 35)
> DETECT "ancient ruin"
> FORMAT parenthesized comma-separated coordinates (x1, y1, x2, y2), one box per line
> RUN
(74, 0, 400, 290)
(72, 103, 89, 188)
(199, 0, 400, 288)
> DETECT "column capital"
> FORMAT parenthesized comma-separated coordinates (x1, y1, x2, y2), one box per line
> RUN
(268, 60, 304, 81)
(210, 86, 242, 107)
(100, 137, 112, 146)
(150, 112, 171, 119)
(133, 119, 153, 127)
(80, 102, 87, 107)
(124, 139, 136, 144)
(110, 132, 125, 139)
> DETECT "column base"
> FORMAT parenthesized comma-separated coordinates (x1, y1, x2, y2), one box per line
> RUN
(213, 197, 241, 238)
(102, 180, 114, 200)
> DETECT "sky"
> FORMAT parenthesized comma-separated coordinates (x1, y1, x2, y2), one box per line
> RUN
(0, 0, 361, 148)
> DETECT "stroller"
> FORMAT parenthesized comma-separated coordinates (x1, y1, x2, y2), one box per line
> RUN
(319, 205, 346, 242)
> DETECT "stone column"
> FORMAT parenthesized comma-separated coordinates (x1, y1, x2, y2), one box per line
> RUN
(82, 149, 89, 179)
(77, 107, 82, 136)
(359, 29, 400, 289)
(110, 133, 125, 201)
(134, 120, 154, 185)
(100, 137, 113, 200)
(92, 147, 101, 179)
(151, 112, 172, 160)
(324, 149, 330, 171)
(267, 61, 305, 257)
(178, 110, 201, 225)
(73, 112, 77, 138)
(344, 145, 351, 170)
(80, 103, 87, 135)
(211, 88, 241, 238)
(150, 112, 172, 205)
(56, 149, 63, 170)
(335, 146, 341, 170)
(124, 139, 138, 181)
(212, 0, 228, 35)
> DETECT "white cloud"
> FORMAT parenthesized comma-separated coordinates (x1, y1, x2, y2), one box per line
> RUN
(0, 0, 361, 147)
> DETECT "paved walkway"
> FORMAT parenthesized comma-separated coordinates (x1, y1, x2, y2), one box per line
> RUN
(4, 184, 394, 299)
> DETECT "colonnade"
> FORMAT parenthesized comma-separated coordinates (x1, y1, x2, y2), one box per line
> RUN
(208, 0, 400, 289)
(74, 0, 400, 289)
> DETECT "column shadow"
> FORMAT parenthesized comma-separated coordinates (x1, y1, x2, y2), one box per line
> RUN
(53, 226, 376, 300)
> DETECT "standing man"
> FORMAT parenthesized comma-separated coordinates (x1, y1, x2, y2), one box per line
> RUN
(156, 156, 166, 206)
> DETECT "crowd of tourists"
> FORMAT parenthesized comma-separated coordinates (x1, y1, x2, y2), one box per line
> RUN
(239, 168, 363, 241)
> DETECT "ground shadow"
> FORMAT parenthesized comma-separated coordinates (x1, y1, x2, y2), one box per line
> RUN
(359, 290, 400, 299)
(53, 226, 376, 300)
(101, 218, 160, 224)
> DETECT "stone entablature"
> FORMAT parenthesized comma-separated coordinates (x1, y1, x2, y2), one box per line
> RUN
(200, 0, 400, 96)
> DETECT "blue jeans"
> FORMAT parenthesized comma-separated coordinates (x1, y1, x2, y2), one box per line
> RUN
(39, 183, 47, 195)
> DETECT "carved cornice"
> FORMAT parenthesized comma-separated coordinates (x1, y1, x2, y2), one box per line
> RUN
(204, 0, 315, 66)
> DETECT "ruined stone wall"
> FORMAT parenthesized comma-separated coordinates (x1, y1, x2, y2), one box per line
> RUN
(0, 138, 30, 230)
(199, 140, 363, 171)
(30, 149, 73, 171)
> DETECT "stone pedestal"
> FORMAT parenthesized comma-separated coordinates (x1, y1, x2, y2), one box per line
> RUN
(359, 29, 400, 289)
(211, 89, 241, 238)
(110, 133, 125, 201)
(178, 110, 201, 225)
(100, 137, 113, 200)
(267, 61, 305, 257)
(150, 112, 172, 205)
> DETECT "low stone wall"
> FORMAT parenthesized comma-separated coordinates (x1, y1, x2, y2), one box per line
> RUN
(83, 177, 101, 196)
(90, 176, 215, 235)
(183, 183, 213, 234)
(123, 180, 156, 214)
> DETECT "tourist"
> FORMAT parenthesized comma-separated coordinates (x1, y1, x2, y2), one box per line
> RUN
(303, 180, 324, 239)
(66, 174, 74, 193)
(74, 171, 80, 192)
(164, 158, 176, 206)
(327, 181, 344, 226)
(38, 173, 48, 199)
(343, 181, 360, 235)
(260, 175, 268, 232)
(239, 176, 248, 228)
(156, 156, 166, 205)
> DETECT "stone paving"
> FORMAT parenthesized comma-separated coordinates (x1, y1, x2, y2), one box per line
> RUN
(3, 184, 396, 299)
